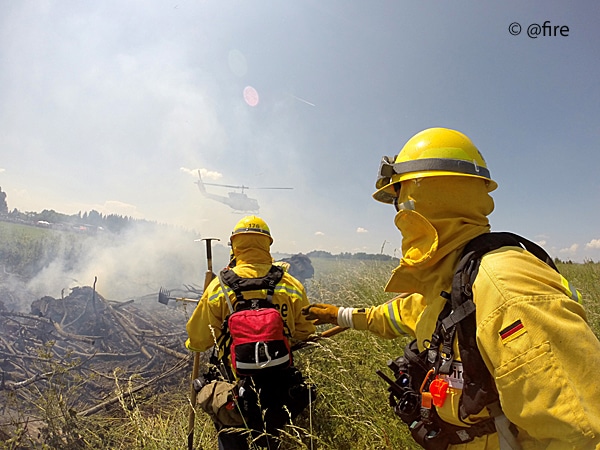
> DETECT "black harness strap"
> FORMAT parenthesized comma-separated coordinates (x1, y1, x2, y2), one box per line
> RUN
(220, 265, 284, 307)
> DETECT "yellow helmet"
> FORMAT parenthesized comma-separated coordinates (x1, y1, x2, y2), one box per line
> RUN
(373, 128, 497, 204)
(231, 215, 273, 244)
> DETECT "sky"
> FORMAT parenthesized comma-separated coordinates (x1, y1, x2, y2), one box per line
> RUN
(1, 0, 599, 262)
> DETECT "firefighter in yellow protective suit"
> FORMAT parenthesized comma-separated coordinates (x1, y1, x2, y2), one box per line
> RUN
(303, 128, 600, 450)
(186, 215, 316, 450)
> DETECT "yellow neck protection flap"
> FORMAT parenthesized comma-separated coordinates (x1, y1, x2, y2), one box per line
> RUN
(385, 176, 494, 294)
(231, 234, 272, 265)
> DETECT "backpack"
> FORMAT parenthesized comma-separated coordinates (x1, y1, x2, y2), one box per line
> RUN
(218, 265, 292, 377)
(378, 232, 566, 449)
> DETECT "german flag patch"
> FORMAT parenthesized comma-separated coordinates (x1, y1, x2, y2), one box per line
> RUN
(499, 319, 526, 343)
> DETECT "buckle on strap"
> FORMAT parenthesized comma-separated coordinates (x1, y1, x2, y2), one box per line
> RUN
(441, 301, 476, 332)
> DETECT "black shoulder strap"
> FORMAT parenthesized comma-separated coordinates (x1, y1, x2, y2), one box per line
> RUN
(462, 232, 558, 272)
(219, 265, 285, 306)
(445, 232, 557, 419)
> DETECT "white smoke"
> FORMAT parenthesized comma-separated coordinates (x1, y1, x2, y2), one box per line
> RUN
(24, 223, 230, 305)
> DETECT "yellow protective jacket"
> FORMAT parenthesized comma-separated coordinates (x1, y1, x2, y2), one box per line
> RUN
(355, 247, 600, 449)
(186, 235, 315, 353)
(350, 177, 600, 449)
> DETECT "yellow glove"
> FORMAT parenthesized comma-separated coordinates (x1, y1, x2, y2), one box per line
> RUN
(302, 303, 339, 325)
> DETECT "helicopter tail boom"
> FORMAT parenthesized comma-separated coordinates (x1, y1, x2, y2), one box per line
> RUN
(195, 170, 207, 193)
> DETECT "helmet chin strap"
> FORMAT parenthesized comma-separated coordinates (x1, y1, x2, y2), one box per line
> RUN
(392, 183, 401, 211)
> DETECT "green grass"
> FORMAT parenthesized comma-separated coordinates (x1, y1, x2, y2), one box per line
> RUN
(294, 259, 416, 449)
(557, 262, 600, 338)
(0, 221, 87, 277)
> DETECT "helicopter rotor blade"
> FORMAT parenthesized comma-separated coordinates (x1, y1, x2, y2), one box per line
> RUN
(203, 182, 248, 189)
(201, 181, 293, 191)
(251, 187, 294, 190)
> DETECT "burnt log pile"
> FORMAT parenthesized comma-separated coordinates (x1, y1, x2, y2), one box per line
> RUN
(0, 286, 195, 419)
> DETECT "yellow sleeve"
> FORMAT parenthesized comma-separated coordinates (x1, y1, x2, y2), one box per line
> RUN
(279, 273, 316, 342)
(185, 278, 228, 352)
(350, 293, 424, 339)
(475, 251, 600, 448)
(290, 283, 316, 342)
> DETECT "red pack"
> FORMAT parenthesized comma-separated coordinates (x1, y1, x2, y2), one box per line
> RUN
(228, 307, 291, 376)
(219, 266, 292, 377)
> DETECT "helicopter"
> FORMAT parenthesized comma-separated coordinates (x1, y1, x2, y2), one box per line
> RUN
(195, 170, 293, 213)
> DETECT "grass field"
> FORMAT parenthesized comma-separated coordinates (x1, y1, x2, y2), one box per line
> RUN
(1, 255, 599, 449)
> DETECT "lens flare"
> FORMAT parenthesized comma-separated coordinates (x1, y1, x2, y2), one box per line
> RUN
(243, 86, 259, 107)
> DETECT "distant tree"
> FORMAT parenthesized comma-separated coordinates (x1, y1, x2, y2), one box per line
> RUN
(307, 250, 334, 259)
(37, 209, 70, 224)
(104, 213, 131, 233)
(0, 186, 7, 214)
(306, 249, 397, 262)
(86, 210, 103, 226)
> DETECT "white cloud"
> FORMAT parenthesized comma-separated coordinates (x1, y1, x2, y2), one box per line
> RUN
(180, 167, 223, 181)
(67, 200, 140, 218)
(559, 244, 579, 254)
(535, 240, 547, 247)
(356, 227, 368, 233)
(102, 200, 139, 216)
(315, 231, 324, 236)
(0, 168, 5, 173)
(585, 239, 600, 249)
(180, 167, 196, 176)
(200, 168, 223, 181)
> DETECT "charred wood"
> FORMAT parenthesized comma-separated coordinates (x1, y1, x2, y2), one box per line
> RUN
(0, 284, 190, 430)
